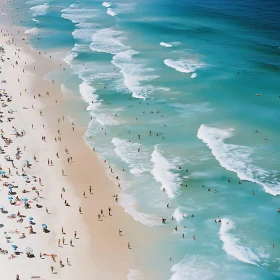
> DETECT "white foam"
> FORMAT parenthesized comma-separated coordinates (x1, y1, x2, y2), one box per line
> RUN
(64, 50, 78, 64)
(26, 0, 46, 4)
(107, 8, 117, 16)
(127, 269, 143, 280)
(160, 42, 173, 48)
(151, 145, 181, 198)
(31, 18, 40, 23)
(191, 73, 197, 78)
(112, 138, 151, 175)
(61, 5, 98, 24)
(102, 2, 111, 7)
(170, 256, 216, 280)
(30, 3, 49, 16)
(197, 124, 280, 196)
(164, 59, 204, 74)
(112, 49, 159, 99)
(24, 27, 40, 35)
(173, 207, 185, 223)
(79, 76, 101, 110)
(90, 28, 129, 54)
(120, 191, 161, 227)
(219, 218, 260, 265)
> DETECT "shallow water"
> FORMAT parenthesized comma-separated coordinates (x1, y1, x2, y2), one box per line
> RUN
(11, 0, 280, 278)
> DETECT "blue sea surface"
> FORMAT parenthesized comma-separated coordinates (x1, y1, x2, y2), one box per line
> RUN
(11, 0, 280, 278)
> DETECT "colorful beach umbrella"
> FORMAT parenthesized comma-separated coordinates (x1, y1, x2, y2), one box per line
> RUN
(8, 197, 13, 200)
(42, 224, 47, 228)
(23, 198, 28, 202)
(0, 171, 6, 175)
(29, 217, 33, 221)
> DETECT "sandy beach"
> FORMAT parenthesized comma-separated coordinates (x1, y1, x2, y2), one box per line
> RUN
(0, 3, 156, 280)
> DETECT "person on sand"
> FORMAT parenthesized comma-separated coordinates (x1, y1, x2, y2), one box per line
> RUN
(62, 237, 65, 245)
(16, 275, 20, 280)
(119, 230, 122, 236)
(83, 191, 86, 198)
(50, 266, 54, 273)
(109, 207, 112, 216)
(62, 227, 64, 234)
(58, 239, 61, 247)
(89, 185, 92, 194)
(74, 231, 77, 239)
(70, 239, 73, 247)
(128, 242, 131, 249)
(67, 258, 70, 265)
(79, 207, 82, 214)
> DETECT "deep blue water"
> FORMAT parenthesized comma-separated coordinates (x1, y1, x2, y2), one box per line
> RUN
(8, 0, 280, 278)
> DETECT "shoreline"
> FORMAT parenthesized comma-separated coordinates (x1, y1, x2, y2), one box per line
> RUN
(0, 4, 159, 280)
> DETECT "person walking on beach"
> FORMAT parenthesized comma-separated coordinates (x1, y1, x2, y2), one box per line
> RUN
(50, 266, 54, 274)
(128, 242, 131, 249)
(109, 207, 112, 216)
(70, 239, 73, 247)
(89, 185, 92, 194)
(62, 227, 64, 234)
(16, 275, 20, 280)
(79, 207, 82, 214)
(58, 239, 61, 247)
(74, 231, 77, 239)
(62, 237, 65, 245)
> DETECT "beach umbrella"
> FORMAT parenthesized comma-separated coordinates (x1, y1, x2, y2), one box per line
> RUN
(23, 198, 28, 202)
(29, 217, 33, 221)
(42, 224, 47, 228)
(25, 247, 33, 253)
(11, 244, 18, 250)
(8, 186, 12, 190)
(8, 197, 13, 200)
(0, 171, 6, 175)
(0, 206, 3, 209)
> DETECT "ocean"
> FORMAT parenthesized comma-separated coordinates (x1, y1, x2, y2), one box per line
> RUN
(8, 0, 280, 278)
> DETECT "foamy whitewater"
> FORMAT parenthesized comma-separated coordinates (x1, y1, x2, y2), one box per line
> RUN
(17, 0, 280, 278)
(219, 218, 262, 265)
(197, 124, 280, 196)
(29, 3, 49, 16)
(164, 59, 204, 75)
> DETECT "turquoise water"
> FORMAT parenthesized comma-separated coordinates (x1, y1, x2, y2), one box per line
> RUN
(9, 0, 280, 278)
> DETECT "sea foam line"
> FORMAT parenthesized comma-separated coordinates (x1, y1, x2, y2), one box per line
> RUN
(151, 145, 181, 198)
(30, 3, 49, 16)
(107, 8, 117, 16)
(219, 218, 260, 265)
(197, 124, 280, 196)
(164, 58, 204, 76)
(102, 2, 111, 7)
